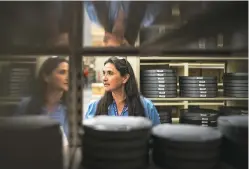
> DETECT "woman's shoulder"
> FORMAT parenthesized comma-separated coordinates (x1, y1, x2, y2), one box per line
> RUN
(140, 95, 161, 125)
(87, 99, 100, 108)
(140, 95, 154, 107)
(84, 99, 100, 119)
(15, 97, 32, 115)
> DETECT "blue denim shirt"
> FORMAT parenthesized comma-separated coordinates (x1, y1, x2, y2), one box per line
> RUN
(85, 96, 160, 126)
(15, 97, 69, 138)
(84, 1, 163, 28)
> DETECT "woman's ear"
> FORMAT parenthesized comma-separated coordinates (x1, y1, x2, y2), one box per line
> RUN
(122, 74, 130, 84)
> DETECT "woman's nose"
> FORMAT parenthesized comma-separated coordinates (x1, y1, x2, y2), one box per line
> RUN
(65, 73, 69, 81)
(102, 75, 107, 81)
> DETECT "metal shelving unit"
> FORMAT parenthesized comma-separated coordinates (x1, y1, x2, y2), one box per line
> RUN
(0, 2, 247, 168)
(137, 54, 248, 123)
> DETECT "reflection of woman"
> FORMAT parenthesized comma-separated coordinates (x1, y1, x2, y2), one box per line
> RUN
(85, 56, 160, 125)
(85, 1, 163, 46)
(16, 57, 69, 137)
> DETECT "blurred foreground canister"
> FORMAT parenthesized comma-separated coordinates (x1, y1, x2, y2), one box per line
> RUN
(218, 115, 248, 169)
(82, 116, 152, 169)
(152, 124, 222, 169)
(0, 116, 63, 169)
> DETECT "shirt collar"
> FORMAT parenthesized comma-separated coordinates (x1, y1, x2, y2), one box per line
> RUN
(42, 103, 65, 113)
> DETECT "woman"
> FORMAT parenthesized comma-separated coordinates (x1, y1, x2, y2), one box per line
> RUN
(15, 57, 69, 137)
(85, 56, 160, 125)
(84, 1, 163, 45)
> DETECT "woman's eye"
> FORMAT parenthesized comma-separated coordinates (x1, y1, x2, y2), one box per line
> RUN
(103, 71, 113, 76)
(107, 71, 113, 75)
(59, 70, 66, 74)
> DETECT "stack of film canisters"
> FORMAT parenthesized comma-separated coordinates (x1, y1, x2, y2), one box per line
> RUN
(8, 65, 33, 97)
(179, 108, 219, 127)
(156, 106, 172, 124)
(82, 116, 152, 169)
(140, 69, 177, 98)
(0, 116, 62, 169)
(152, 124, 222, 169)
(1, 62, 35, 97)
(218, 115, 248, 169)
(179, 76, 218, 98)
(223, 73, 248, 98)
(219, 106, 248, 116)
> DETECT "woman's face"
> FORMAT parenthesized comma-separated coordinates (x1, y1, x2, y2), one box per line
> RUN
(102, 63, 129, 92)
(45, 62, 69, 91)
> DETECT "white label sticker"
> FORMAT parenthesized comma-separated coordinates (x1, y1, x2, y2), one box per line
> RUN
(202, 118, 208, 121)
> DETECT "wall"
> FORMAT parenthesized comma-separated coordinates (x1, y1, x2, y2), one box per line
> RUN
(94, 56, 110, 82)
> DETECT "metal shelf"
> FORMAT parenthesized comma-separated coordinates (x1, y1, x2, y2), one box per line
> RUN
(0, 46, 71, 56)
(154, 102, 225, 106)
(0, 47, 247, 57)
(151, 97, 247, 107)
(140, 56, 248, 61)
(188, 102, 225, 106)
(140, 62, 225, 69)
(0, 97, 22, 101)
(149, 97, 248, 101)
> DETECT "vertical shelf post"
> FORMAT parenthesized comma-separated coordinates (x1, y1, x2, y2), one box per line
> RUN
(68, 1, 83, 150)
(127, 56, 140, 89)
(183, 63, 189, 109)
